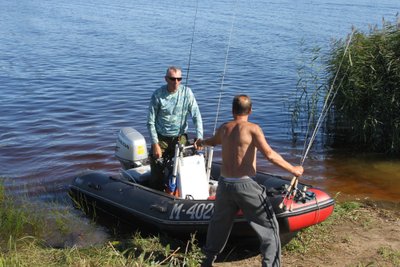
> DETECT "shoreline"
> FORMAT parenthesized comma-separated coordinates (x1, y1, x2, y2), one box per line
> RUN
(213, 198, 400, 267)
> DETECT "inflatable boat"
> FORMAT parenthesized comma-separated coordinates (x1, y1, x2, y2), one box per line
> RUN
(69, 127, 335, 244)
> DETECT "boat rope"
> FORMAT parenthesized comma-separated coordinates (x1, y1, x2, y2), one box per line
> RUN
(314, 195, 321, 225)
(280, 30, 355, 210)
(206, 0, 239, 180)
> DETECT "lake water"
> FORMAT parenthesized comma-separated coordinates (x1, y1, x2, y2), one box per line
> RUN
(1, 0, 399, 206)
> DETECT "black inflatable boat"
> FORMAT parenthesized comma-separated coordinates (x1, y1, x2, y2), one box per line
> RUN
(69, 127, 335, 244)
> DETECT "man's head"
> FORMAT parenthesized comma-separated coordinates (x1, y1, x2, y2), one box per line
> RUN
(232, 95, 252, 115)
(165, 66, 182, 93)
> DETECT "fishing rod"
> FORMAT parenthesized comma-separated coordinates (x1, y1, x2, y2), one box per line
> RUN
(168, 0, 199, 145)
(168, 0, 199, 195)
(279, 30, 355, 210)
(205, 0, 239, 181)
(177, 0, 199, 133)
(184, 0, 199, 87)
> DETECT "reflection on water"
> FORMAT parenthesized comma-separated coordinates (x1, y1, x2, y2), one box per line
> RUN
(0, 0, 399, 207)
(322, 154, 400, 202)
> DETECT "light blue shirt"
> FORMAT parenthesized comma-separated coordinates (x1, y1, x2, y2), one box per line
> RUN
(147, 84, 203, 144)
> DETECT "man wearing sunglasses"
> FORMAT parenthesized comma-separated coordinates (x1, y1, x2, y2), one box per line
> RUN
(147, 66, 203, 191)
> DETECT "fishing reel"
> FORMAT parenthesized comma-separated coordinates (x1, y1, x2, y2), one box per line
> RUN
(279, 179, 316, 211)
(283, 184, 316, 203)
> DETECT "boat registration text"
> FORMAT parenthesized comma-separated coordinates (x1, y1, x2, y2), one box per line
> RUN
(169, 203, 214, 220)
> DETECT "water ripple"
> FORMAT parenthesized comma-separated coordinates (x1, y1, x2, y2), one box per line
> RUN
(0, 0, 398, 201)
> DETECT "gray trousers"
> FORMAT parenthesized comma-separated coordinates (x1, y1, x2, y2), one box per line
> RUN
(202, 177, 281, 267)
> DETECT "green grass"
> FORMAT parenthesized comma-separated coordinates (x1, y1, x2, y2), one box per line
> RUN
(0, 193, 42, 242)
(378, 246, 400, 266)
(0, 233, 203, 267)
(283, 200, 367, 254)
(0, 182, 203, 266)
(283, 199, 400, 267)
(2, 180, 399, 266)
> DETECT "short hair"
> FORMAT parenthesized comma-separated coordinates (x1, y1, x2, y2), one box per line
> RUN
(232, 95, 252, 115)
(165, 66, 182, 76)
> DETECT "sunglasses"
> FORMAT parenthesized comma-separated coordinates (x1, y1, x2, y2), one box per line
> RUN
(167, 76, 182, 81)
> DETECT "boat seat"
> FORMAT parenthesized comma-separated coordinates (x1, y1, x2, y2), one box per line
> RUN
(177, 154, 209, 200)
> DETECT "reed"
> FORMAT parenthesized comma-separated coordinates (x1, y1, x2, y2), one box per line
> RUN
(289, 41, 329, 150)
(327, 19, 400, 154)
(291, 18, 400, 155)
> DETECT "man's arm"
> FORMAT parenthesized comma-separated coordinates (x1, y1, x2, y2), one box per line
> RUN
(147, 94, 159, 145)
(254, 125, 303, 177)
(147, 94, 163, 159)
(194, 124, 224, 149)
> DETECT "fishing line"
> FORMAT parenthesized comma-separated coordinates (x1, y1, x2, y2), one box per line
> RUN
(168, 0, 199, 195)
(212, 0, 239, 135)
(300, 30, 355, 166)
(184, 0, 199, 86)
(206, 0, 239, 180)
(280, 30, 354, 209)
(178, 0, 199, 136)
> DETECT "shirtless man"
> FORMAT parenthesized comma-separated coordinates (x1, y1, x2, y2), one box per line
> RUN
(195, 94, 303, 267)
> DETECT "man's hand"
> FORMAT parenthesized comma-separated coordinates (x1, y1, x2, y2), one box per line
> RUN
(152, 143, 162, 159)
(194, 138, 204, 150)
(292, 166, 304, 177)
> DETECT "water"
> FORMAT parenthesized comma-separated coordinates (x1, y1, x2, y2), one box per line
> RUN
(1, 0, 399, 206)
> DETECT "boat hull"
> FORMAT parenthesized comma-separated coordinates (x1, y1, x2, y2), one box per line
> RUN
(69, 163, 334, 245)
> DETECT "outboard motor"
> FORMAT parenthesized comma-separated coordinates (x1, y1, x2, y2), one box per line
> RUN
(115, 127, 148, 169)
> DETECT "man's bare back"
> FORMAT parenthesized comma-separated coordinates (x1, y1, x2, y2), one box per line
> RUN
(219, 119, 258, 178)
(195, 94, 303, 179)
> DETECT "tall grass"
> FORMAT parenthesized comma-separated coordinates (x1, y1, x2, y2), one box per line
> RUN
(0, 233, 202, 266)
(0, 184, 42, 242)
(289, 41, 327, 146)
(0, 181, 203, 266)
(0, 233, 203, 266)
